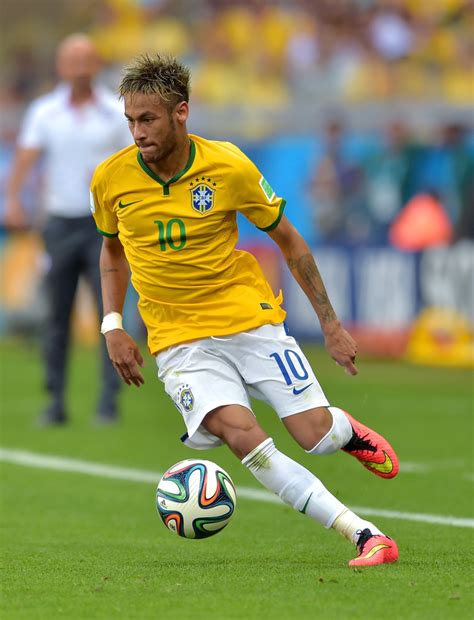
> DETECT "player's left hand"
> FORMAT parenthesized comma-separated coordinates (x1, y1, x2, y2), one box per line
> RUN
(322, 320, 358, 376)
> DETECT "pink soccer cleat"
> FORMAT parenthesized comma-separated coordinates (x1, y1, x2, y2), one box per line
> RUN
(342, 411, 399, 479)
(349, 529, 399, 567)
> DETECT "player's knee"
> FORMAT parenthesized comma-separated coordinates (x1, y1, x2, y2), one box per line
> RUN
(305, 406, 353, 455)
(218, 417, 268, 459)
(202, 405, 268, 459)
(227, 427, 268, 459)
(284, 406, 333, 450)
(284, 406, 353, 454)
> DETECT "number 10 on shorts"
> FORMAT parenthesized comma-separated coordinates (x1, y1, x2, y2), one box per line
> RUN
(270, 350, 309, 386)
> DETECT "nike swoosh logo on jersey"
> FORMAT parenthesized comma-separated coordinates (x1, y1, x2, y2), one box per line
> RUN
(361, 451, 393, 474)
(292, 383, 313, 395)
(118, 200, 142, 209)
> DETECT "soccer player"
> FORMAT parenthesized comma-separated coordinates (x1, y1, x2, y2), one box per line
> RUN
(90, 54, 399, 567)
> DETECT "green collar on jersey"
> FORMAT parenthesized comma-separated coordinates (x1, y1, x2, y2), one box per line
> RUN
(137, 139, 196, 195)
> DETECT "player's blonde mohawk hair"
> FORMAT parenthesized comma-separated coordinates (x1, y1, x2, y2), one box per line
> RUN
(119, 54, 190, 106)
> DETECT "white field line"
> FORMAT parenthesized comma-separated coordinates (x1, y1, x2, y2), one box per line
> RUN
(1, 447, 473, 529)
(399, 462, 433, 473)
(401, 459, 471, 473)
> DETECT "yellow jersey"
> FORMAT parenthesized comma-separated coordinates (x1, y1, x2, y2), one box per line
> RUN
(90, 134, 286, 354)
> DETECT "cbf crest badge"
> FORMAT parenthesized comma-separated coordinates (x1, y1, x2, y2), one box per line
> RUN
(177, 384, 195, 413)
(190, 181, 215, 214)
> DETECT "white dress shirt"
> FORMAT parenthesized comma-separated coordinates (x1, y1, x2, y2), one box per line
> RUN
(18, 83, 131, 218)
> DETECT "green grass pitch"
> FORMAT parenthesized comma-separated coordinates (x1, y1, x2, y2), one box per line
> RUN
(0, 339, 473, 619)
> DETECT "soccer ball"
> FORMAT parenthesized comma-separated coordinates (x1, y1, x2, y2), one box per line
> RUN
(156, 459, 237, 539)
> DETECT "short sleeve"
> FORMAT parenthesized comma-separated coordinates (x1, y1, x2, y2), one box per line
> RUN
(90, 165, 119, 237)
(17, 101, 48, 150)
(235, 150, 286, 231)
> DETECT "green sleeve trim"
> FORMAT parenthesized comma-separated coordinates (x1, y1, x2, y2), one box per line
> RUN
(258, 199, 286, 232)
(97, 227, 119, 238)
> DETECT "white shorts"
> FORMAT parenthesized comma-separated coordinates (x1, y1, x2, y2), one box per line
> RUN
(156, 323, 329, 450)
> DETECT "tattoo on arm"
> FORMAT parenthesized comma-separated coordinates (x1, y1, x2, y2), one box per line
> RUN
(287, 253, 336, 323)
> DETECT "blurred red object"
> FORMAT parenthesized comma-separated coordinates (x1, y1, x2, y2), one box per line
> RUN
(389, 193, 453, 251)
(349, 326, 411, 359)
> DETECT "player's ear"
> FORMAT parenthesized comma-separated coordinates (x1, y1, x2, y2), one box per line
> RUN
(175, 101, 189, 124)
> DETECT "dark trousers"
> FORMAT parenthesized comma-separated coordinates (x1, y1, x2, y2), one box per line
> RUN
(42, 215, 120, 413)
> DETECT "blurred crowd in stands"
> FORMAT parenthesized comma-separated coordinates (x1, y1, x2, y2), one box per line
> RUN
(98, 0, 471, 107)
(1, 0, 473, 244)
(2, 0, 473, 108)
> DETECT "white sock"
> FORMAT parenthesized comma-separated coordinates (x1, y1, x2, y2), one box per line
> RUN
(242, 437, 346, 528)
(332, 508, 384, 544)
(306, 406, 353, 456)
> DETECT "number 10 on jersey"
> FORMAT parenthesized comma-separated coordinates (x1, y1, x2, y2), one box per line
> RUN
(154, 218, 187, 251)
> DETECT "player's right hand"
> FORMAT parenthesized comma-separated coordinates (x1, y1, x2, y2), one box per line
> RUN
(104, 329, 145, 387)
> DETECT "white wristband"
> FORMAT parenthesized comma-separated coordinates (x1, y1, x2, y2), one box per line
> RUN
(100, 312, 123, 335)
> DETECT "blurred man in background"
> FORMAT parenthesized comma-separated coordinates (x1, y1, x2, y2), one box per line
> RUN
(5, 34, 131, 425)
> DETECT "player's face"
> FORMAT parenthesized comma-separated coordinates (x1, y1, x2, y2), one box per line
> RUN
(124, 93, 188, 165)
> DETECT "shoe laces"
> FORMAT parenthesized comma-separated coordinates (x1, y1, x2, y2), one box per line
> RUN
(355, 528, 373, 552)
(345, 430, 377, 454)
